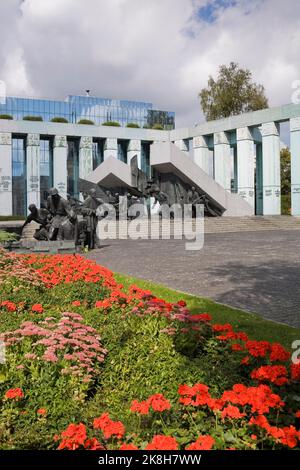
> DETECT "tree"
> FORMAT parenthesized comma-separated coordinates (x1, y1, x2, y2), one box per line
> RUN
(280, 147, 291, 195)
(199, 62, 268, 121)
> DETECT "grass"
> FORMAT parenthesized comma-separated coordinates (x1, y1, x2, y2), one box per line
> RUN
(0, 216, 25, 221)
(115, 273, 300, 350)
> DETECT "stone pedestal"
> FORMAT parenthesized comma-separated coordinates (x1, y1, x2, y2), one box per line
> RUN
(261, 122, 281, 215)
(127, 139, 141, 168)
(26, 134, 40, 210)
(79, 136, 93, 179)
(236, 127, 255, 211)
(290, 117, 300, 216)
(214, 131, 231, 191)
(0, 132, 12, 216)
(193, 136, 210, 174)
(53, 136, 68, 198)
(104, 138, 118, 160)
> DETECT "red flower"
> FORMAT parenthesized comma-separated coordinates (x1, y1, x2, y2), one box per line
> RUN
(291, 363, 300, 381)
(72, 301, 81, 307)
(1, 301, 17, 312)
(148, 394, 171, 412)
(251, 365, 289, 386)
(37, 408, 47, 416)
(4, 388, 24, 400)
(119, 443, 139, 450)
(295, 410, 300, 418)
(186, 435, 215, 450)
(146, 435, 178, 450)
(84, 438, 104, 450)
(93, 413, 125, 439)
(189, 313, 212, 322)
(32, 303, 44, 313)
(245, 340, 270, 358)
(231, 343, 244, 352)
(177, 300, 186, 307)
(57, 423, 87, 450)
(130, 400, 150, 415)
(269, 343, 290, 362)
(221, 405, 245, 420)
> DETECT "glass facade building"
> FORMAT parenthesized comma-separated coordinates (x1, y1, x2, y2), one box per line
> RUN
(0, 95, 175, 129)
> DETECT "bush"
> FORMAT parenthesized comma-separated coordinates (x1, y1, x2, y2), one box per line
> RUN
(77, 119, 94, 125)
(22, 116, 43, 122)
(50, 117, 69, 123)
(143, 124, 151, 129)
(152, 123, 164, 130)
(0, 231, 17, 243)
(0, 114, 13, 120)
(102, 121, 121, 127)
(126, 123, 140, 128)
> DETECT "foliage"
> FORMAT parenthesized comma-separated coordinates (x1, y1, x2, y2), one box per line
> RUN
(0, 250, 299, 450)
(152, 123, 164, 130)
(281, 194, 291, 216)
(50, 117, 69, 123)
(77, 119, 94, 125)
(22, 116, 43, 122)
(0, 114, 13, 120)
(281, 147, 291, 196)
(0, 216, 25, 221)
(199, 62, 269, 121)
(102, 121, 121, 127)
(126, 123, 140, 128)
(0, 231, 17, 243)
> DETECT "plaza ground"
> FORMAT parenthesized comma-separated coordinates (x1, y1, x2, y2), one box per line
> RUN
(88, 228, 300, 329)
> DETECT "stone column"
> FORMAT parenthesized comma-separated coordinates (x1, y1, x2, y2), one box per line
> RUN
(193, 136, 210, 174)
(79, 136, 93, 179)
(214, 131, 231, 191)
(261, 122, 281, 215)
(26, 133, 40, 210)
(236, 127, 255, 211)
(0, 132, 12, 216)
(104, 138, 118, 160)
(290, 117, 300, 216)
(53, 135, 68, 198)
(127, 139, 141, 168)
(174, 139, 189, 155)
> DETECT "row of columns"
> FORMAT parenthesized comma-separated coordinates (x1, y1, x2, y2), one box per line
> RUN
(0, 134, 143, 215)
(177, 120, 294, 215)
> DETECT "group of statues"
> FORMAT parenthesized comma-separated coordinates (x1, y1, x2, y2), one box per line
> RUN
(22, 187, 103, 249)
(22, 180, 219, 248)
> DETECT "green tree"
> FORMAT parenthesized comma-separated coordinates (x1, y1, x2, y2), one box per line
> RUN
(281, 147, 291, 195)
(199, 62, 268, 121)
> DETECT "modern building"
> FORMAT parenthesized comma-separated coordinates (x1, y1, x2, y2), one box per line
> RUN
(0, 99, 300, 218)
(0, 94, 175, 129)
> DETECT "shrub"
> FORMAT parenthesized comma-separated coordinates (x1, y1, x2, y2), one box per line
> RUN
(152, 123, 164, 130)
(102, 121, 121, 127)
(126, 123, 140, 128)
(77, 119, 94, 125)
(22, 116, 43, 121)
(0, 114, 13, 120)
(50, 117, 69, 123)
(0, 230, 17, 243)
(143, 124, 151, 129)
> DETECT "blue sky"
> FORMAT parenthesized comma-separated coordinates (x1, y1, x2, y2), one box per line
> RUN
(197, 0, 237, 23)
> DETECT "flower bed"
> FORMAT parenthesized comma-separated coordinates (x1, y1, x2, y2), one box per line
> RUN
(0, 248, 299, 450)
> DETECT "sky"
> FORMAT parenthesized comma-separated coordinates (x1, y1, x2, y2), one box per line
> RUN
(0, 0, 300, 128)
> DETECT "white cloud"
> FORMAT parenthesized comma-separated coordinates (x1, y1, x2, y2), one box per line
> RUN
(0, 0, 300, 127)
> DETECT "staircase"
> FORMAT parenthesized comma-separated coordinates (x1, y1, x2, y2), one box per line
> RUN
(203, 216, 300, 233)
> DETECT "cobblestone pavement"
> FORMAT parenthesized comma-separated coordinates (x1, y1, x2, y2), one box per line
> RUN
(87, 230, 300, 328)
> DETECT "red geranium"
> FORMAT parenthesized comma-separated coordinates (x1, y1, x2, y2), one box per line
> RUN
(146, 435, 178, 450)
(186, 435, 215, 450)
(31, 303, 44, 313)
(4, 388, 24, 400)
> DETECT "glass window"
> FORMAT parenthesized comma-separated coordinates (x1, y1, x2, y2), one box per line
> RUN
(12, 137, 27, 216)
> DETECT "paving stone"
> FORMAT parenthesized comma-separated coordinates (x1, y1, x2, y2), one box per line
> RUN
(87, 229, 300, 329)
